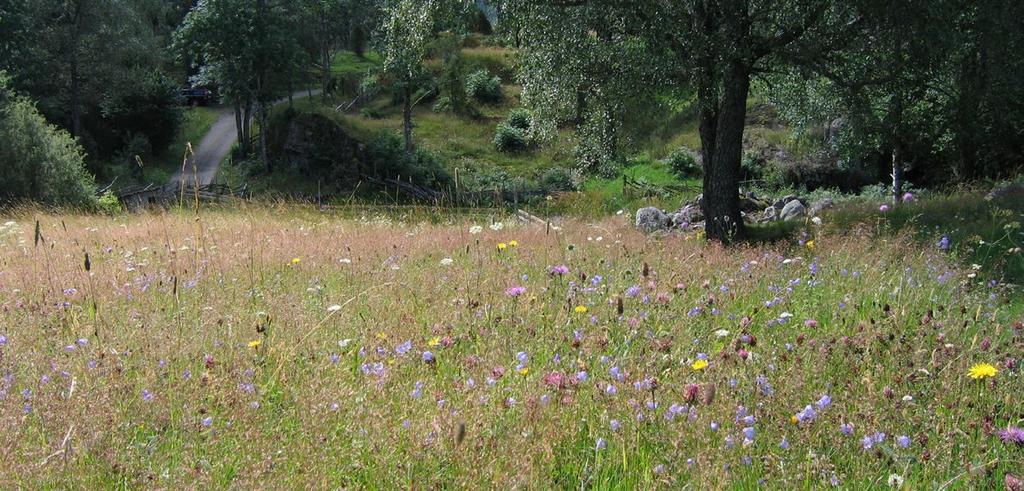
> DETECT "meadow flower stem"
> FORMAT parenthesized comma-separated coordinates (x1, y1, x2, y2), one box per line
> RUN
(267, 282, 394, 392)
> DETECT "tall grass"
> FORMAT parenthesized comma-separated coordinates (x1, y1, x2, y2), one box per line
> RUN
(0, 206, 1020, 488)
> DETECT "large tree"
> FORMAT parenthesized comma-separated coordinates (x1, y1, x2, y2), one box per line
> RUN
(174, 0, 298, 169)
(378, 0, 439, 158)
(510, 1, 866, 242)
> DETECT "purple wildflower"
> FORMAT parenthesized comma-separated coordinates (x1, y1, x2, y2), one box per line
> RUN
(141, 389, 154, 402)
(422, 351, 434, 363)
(550, 265, 569, 275)
(938, 234, 951, 251)
(505, 286, 526, 297)
(815, 394, 831, 410)
(840, 423, 854, 436)
(897, 435, 912, 448)
(596, 437, 606, 450)
(999, 426, 1024, 445)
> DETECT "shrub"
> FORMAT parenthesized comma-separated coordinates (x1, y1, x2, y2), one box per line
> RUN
(96, 190, 122, 214)
(493, 123, 526, 152)
(0, 76, 96, 206)
(466, 69, 503, 104)
(540, 167, 576, 193)
(505, 108, 532, 131)
(365, 132, 451, 188)
(665, 148, 701, 178)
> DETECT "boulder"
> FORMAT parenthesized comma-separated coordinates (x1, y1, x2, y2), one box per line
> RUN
(780, 200, 806, 221)
(761, 206, 778, 222)
(809, 197, 834, 216)
(677, 204, 704, 224)
(740, 195, 770, 213)
(635, 207, 672, 233)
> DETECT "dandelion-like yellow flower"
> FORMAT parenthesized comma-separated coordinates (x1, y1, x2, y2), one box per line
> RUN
(247, 339, 262, 349)
(806, 240, 815, 250)
(497, 242, 508, 251)
(790, 415, 799, 425)
(376, 332, 388, 340)
(289, 257, 301, 265)
(518, 367, 529, 376)
(968, 362, 997, 379)
(509, 240, 518, 247)
(428, 336, 441, 347)
(574, 305, 588, 314)
(691, 359, 708, 371)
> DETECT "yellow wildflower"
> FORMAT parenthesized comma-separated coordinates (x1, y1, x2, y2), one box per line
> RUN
(509, 240, 518, 247)
(289, 257, 301, 265)
(574, 305, 588, 314)
(428, 336, 441, 347)
(247, 339, 262, 349)
(497, 242, 508, 251)
(968, 362, 997, 379)
(806, 240, 815, 250)
(518, 367, 529, 376)
(376, 332, 388, 340)
(790, 415, 799, 425)
(691, 359, 708, 371)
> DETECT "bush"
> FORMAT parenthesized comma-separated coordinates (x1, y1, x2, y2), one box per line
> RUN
(466, 69, 503, 104)
(96, 190, 122, 214)
(0, 76, 96, 206)
(493, 123, 526, 152)
(540, 167, 576, 193)
(365, 132, 451, 188)
(665, 148, 701, 178)
(505, 108, 532, 131)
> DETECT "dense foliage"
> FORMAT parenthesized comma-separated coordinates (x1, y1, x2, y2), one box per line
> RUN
(0, 75, 96, 206)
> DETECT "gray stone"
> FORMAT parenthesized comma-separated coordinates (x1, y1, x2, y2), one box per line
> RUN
(762, 206, 778, 222)
(809, 197, 834, 216)
(780, 200, 806, 221)
(677, 204, 704, 224)
(635, 207, 672, 233)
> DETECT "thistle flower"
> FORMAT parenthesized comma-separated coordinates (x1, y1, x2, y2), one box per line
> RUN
(999, 426, 1024, 445)
(505, 286, 526, 297)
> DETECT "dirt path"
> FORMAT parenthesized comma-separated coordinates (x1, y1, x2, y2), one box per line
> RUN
(168, 90, 321, 189)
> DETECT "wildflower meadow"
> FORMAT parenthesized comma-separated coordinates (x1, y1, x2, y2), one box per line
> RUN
(0, 207, 1020, 488)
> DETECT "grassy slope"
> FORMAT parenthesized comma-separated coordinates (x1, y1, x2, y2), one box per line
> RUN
(0, 202, 1020, 488)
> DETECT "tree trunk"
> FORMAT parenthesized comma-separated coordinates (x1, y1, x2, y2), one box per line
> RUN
(70, 50, 81, 138)
(403, 83, 413, 158)
(233, 102, 243, 150)
(891, 145, 903, 205)
(242, 98, 253, 156)
(260, 102, 270, 172)
(322, 46, 331, 97)
(701, 62, 749, 243)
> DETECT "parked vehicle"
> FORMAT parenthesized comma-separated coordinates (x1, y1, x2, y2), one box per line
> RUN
(180, 87, 217, 106)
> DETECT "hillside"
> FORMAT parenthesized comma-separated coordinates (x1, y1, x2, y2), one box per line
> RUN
(215, 43, 810, 216)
